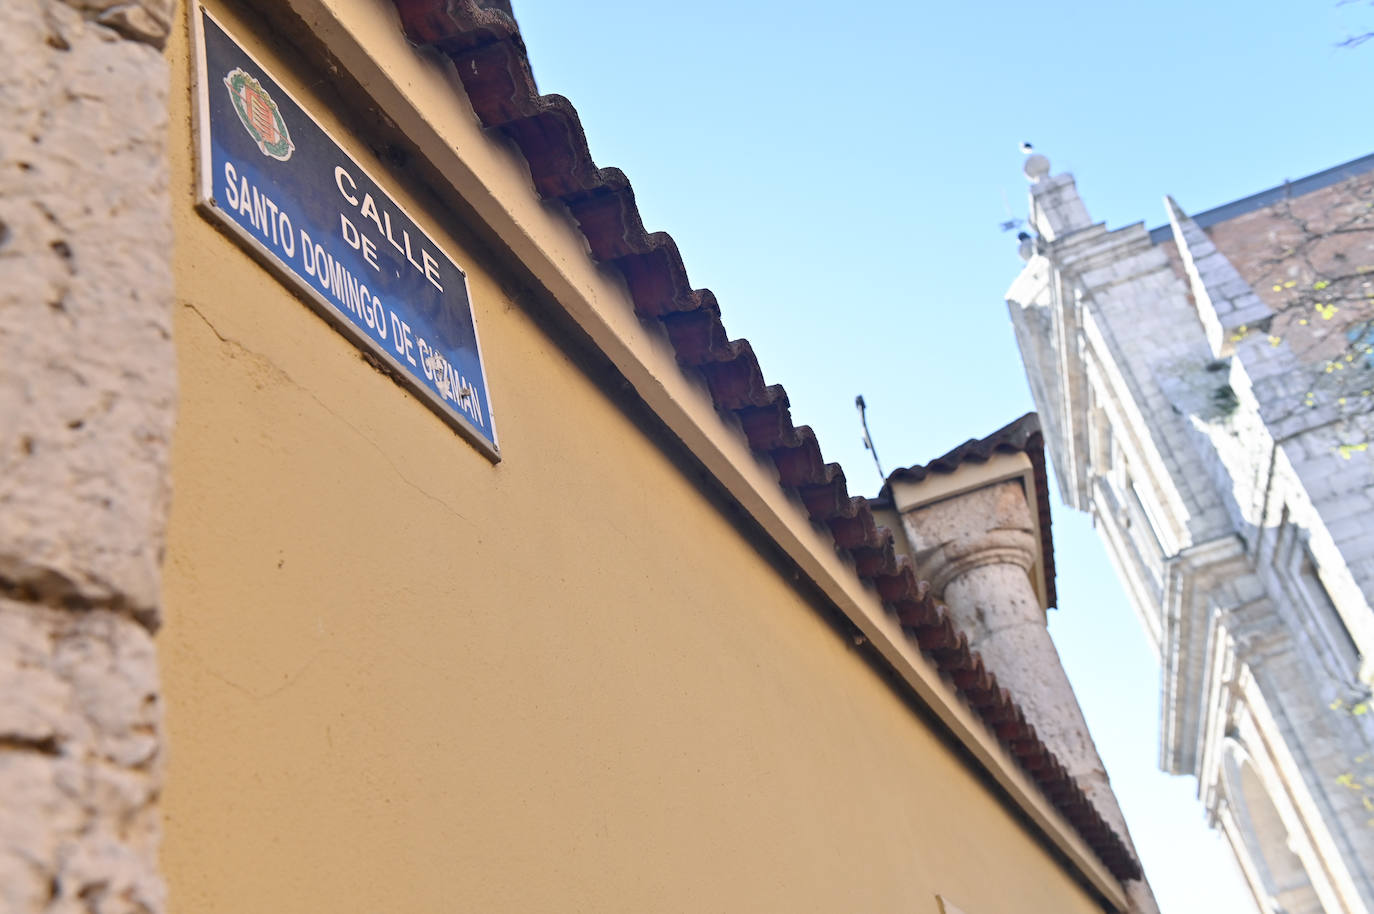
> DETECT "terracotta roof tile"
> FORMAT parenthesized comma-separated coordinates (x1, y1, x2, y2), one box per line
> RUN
(388, 0, 1138, 885)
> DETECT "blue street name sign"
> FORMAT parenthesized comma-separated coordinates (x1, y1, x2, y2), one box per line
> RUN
(192, 7, 498, 459)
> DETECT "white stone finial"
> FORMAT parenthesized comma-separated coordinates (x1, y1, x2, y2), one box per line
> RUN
(1024, 153, 1051, 183)
(1021, 141, 1050, 182)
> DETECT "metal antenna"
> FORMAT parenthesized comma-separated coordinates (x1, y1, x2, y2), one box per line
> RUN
(855, 394, 886, 483)
(998, 187, 1025, 233)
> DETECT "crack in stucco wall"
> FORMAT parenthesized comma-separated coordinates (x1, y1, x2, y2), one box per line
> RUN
(182, 301, 475, 524)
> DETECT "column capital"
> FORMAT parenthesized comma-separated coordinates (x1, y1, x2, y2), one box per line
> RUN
(900, 479, 1040, 604)
(915, 526, 1039, 602)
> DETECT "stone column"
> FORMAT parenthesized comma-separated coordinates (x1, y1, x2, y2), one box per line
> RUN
(903, 480, 1160, 914)
(0, 2, 174, 912)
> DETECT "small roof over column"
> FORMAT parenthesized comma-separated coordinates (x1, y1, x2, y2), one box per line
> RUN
(881, 413, 1057, 611)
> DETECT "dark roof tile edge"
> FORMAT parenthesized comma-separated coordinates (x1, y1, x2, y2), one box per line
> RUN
(1146, 151, 1374, 244)
(389, 0, 1137, 884)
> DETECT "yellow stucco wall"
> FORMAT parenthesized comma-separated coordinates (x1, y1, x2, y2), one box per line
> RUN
(160, 4, 1108, 912)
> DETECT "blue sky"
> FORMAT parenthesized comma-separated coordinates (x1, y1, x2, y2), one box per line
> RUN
(509, 1, 1373, 909)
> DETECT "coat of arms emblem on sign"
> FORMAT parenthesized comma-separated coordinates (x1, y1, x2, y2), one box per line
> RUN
(224, 67, 294, 162)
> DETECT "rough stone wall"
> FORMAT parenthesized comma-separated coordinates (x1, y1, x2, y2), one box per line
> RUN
(0, 2, 174, 911)
(1011, 161, 1374, 913)
(1164, 198, 1374, 907)
(1071, 231, 1235, 548)
(1165, 197, 1374, 674)
(1013, 178, 1243, 780)
(1204, 176, 1374, 641)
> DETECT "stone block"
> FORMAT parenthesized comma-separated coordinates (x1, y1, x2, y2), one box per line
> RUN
(1215, 276, 1256, 302)
(1081, 265, 1115, 290)
(0, 1, 175, 620)
(54, 0, 175, 46)
(1335, 531, 1374, 562)
(0, 597, 162, 914)
(1324, 514, 1370, 546)
(0, 7, 172, 914)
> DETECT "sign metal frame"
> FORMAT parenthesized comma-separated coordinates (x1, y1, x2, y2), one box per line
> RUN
(190, 4, 500, 461)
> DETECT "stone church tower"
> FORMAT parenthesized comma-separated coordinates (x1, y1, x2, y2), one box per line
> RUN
(1007, 151, 1374, 914)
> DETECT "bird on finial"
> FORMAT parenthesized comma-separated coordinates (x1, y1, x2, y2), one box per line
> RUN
(1017, 231, 1035, 261)
(1021, 140, 1051, 183)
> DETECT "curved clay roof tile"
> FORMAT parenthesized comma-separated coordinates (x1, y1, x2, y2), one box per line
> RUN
(390, 0, 1137, 883)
